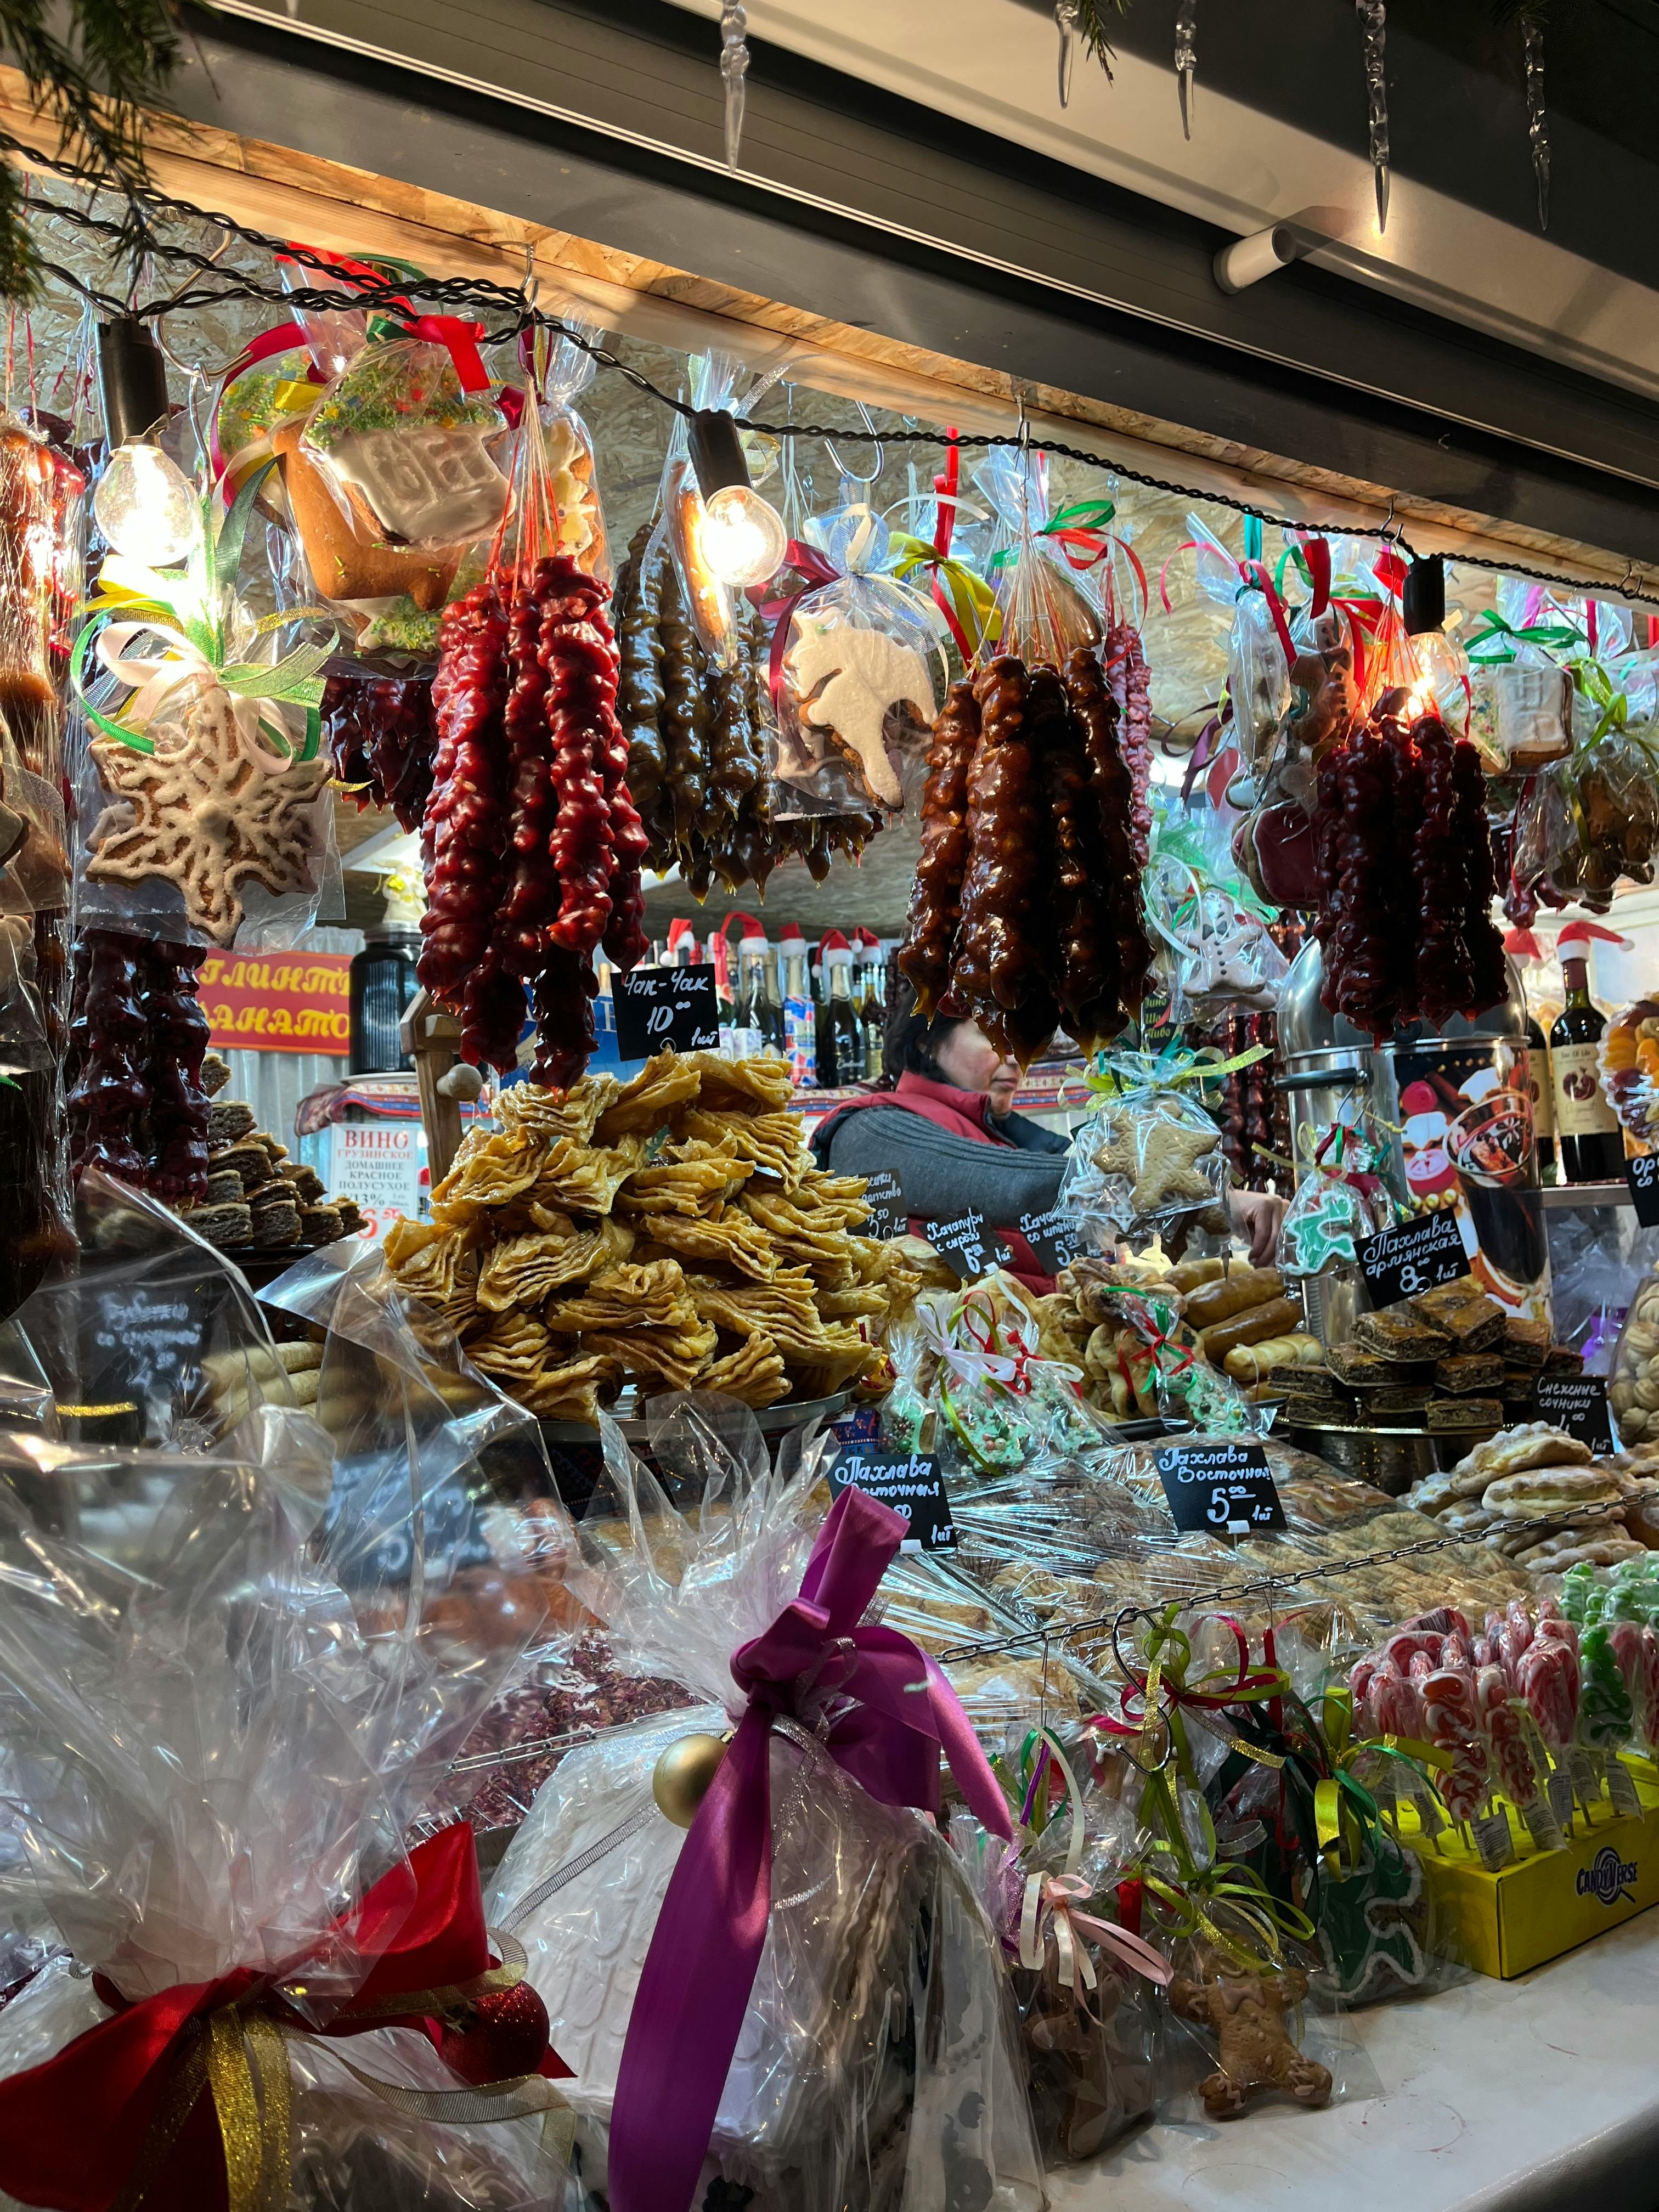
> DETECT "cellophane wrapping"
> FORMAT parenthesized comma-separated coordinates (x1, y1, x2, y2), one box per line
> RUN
(1058, 1076, 1233, 1248)
(771, 506, 940, 822)
(532, 308, 610, 583)
(980, 449, 1101, 670)
(486, 1393, 1045, 2212)
(0, 414, 80, 1318)
(951, 1800, 1159, 2165)
(0, 1193, 567, 2210)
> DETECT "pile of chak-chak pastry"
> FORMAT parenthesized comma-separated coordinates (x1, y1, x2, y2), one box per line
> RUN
(898, 646, 1156, 1063)
(386, 1049, 917, 1423)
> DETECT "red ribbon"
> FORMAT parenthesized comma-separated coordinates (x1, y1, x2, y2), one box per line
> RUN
(1090, 1614, 1281, 1743)
(402, 314, 492, 394)
(278, 245, 415, 319)
(752, 539, 840, 704)
(1245, 558, 1297, 669)
(0, 1825, 558, 2212)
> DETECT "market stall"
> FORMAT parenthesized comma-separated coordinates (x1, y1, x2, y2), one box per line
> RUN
(3, 75, 1659, 2212)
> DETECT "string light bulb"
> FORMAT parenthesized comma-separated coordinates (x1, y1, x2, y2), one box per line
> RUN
(93, 441, 199, 567)
(687, 407, 786, 588)
(92, 316, 199, 567)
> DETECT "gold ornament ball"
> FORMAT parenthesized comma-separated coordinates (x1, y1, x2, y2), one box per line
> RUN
(652, 1733, 729, 1827)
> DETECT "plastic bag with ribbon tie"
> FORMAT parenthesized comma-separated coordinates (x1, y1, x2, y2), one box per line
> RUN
(758, 495, 944, 820)
(1059, 1040, 1263, 1249)
(73, 461, 338, 950)
(952, 1725, 1169, 2163)
(487, 1390, 1044, 2212)
(912, 1276, 1107, 1474)
(0, 1186, 579, 2212)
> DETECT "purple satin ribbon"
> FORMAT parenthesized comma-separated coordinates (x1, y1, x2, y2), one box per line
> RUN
(751, 539, 839, 705)
(606, 1486, 1011, 2212)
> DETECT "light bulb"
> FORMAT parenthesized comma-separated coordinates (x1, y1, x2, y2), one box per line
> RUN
(93, 442, 200, 567)
(697, 483, 787, 589)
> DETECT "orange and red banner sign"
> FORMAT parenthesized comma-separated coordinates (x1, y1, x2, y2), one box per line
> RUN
(198, 951, 352, 1056)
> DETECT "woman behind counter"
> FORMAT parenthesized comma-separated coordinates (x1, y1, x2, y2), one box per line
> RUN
(812, 978, 1282, 1292)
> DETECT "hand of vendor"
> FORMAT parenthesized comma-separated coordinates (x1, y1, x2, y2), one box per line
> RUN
(1229, 1187, 1288, 1267)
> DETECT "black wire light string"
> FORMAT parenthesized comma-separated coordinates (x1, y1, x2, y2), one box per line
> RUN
(10, 127, 1657, 611)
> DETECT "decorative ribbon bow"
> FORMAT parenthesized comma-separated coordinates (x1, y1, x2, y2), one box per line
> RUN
(751, 537, 840, 704)
(1011, 1731, 1171, 2011)
(0, 1825, 573, 2212)
(71, 461, 334, 766)
(1091, 1608, 1286, 1786)
(1087, 1035, 1273, 1098)
(887, 430, 997, 661)
(605, 1486, 1011, 2212)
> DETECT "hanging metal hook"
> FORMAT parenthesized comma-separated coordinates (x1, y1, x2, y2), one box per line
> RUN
(823, 399, 884, 484)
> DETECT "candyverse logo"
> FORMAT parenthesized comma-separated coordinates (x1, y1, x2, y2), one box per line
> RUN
(1576, 1845, 1638, 1908)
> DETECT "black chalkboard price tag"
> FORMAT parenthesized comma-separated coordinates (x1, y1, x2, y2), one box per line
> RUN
(1154, 1441, 1285, 1534)
(613, 963, 721, 1058)
(1018, 1203, 1082, 1275)
(1627, 1154, 1659, 1227)
(862, 1168, 904, 1241)
(829, 1448, 956, 1551)
(1533, 1374, 1616, 1456)
(923, 1207, 1014, 1280)
(1357, 1210, 1468, 1306)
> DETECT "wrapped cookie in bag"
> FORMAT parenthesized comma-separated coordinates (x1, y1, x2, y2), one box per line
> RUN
(488, 1392, 1045, 2212)
(1060, 1044, 1241, 1249)
(0, 1184, 578, 2212)
(73, 460, 338, 950)
(1276, 1120, 1393, 1280)
(766, 498, 942, 821)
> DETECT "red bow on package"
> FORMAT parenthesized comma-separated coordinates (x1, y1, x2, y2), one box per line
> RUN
(0, 1826, 572, 2212)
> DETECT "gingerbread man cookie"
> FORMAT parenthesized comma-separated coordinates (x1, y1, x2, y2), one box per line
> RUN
(1168, 1963, 1331, 2119)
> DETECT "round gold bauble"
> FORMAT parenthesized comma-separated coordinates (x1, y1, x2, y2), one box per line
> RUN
(651, 1733, 729, 1827)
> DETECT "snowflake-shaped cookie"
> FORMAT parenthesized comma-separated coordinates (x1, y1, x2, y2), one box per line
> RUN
(86, 680, 329, 945)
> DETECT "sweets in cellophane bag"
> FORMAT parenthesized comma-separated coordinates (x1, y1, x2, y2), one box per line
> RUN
(0, 1176, 577, 2212)
(1142, 799, 1288, 1022)
(520, 304, 609, 581)
(904, 1276, 1107, 1475)
(952, 1726, 1169, 2164)
(1276, 1120, 1394, 1280)
(980, 444, 1107, 670)
(768, 498, 943, 821)
(1060, 1046, 1236, 1249)
(487, 1392, 1045, 2212)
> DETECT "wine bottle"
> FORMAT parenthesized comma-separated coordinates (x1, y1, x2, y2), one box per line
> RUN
(1525, 1015, 1558, 1187)
(816, 935, 861, 1088)
(1550, 925, 1623, 1182)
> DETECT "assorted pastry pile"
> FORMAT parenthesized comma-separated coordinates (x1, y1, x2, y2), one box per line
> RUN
(1404, 1421, 1654, 1577)
(1032, 1254, 1318, 1419)
(898, 647, 1154, 1064)
(386, 1048, 916, 1422)
(1281, 1276, 1575, 1438)
(180, 1052, 363, 1251)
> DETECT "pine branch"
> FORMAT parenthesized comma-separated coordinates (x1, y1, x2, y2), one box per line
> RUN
(1077, 0, 1132, 83)
(1490, 0, 1552, 26)
(0, 0, 183, 301)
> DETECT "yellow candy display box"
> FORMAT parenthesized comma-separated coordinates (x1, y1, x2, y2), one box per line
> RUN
(1393, 1756, 1659, 1979)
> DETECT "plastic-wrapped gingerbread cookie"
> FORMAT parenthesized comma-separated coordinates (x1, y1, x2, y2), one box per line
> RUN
(1169, 1959, 1332, 2119)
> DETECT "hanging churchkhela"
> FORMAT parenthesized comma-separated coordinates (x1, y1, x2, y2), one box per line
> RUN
(1311, 698, 1506, 1042)
(418, 341, 650, 1085)
(898, 642, 1153, 1061)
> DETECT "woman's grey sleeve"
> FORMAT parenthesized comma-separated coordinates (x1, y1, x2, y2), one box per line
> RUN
(823, 1108, 1066, 1227)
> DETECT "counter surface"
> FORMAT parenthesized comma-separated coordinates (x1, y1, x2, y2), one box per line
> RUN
(1054, 1912, 1659, 2212)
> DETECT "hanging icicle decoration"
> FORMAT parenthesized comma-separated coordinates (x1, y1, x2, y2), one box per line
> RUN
(1355, 0, 1390, 233)
(720, 1, 751, 171)
(1175, 1, 1198, 139)
(1055, 0, 1081, 106)
(1522, 14, 1550, 230)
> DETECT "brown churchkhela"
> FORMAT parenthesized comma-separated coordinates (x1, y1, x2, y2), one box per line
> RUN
(611, 518, 884, 898)
(897, 643, 1153, 1062)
